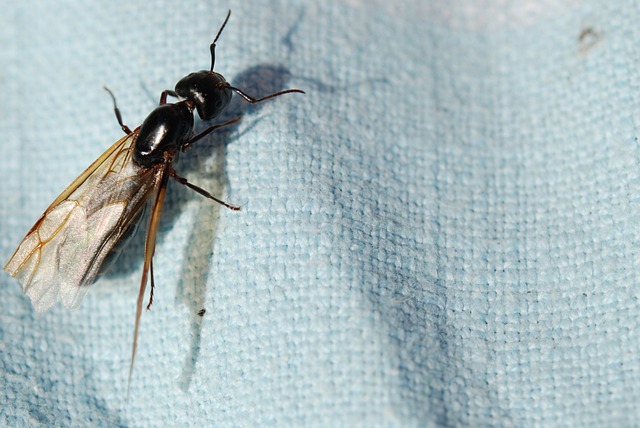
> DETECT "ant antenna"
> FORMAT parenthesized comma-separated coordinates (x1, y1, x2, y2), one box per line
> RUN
(210, 10, 232, 72)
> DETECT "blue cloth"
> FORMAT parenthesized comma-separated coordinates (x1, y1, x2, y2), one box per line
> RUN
(2, 0, 640, 426)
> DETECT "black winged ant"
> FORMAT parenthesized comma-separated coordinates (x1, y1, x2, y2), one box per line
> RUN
(5, 10, 304, 390)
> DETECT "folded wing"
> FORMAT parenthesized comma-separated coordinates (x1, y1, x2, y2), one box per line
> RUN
(4, 131, 159, 312)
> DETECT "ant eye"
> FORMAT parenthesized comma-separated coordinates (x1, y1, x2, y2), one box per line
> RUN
(175, 71, 232, 120)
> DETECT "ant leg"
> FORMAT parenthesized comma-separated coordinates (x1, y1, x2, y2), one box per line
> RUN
(160, 89, 179, 105)
(169, 168, 240, 211)
(181, 117, 242, 152)
(146, 258, 155, 310)
(226, 85, 305, 104)
(103, 86, 132, 134)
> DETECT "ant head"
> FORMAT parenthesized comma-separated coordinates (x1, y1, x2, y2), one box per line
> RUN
(174, 10, 233, 121)
(175, 10, 304, 120)
(174, 71, 232, 121)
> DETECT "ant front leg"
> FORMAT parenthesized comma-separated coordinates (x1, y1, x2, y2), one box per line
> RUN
(159, 90, 179, 105)
(103, 86, 132, 135)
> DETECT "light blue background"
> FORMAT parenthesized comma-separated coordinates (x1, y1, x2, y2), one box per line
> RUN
(2, 0, 640, 426)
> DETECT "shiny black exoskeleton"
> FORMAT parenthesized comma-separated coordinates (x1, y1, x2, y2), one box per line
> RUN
(175, 71, 232, 121)
(134, 102, 195, 167)
(109, 10, 304, 173)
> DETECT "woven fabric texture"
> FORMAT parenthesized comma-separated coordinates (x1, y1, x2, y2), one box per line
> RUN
(1, 0, 640, 426)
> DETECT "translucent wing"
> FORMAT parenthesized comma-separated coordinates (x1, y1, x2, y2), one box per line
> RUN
(4, 131, 161, 312)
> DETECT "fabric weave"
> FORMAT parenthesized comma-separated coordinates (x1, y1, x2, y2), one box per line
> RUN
(1, 0, 639, 426)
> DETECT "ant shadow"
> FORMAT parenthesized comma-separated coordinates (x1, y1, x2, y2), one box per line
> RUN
(102, 63, 300, 391)
(174, 64, 300, 391)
